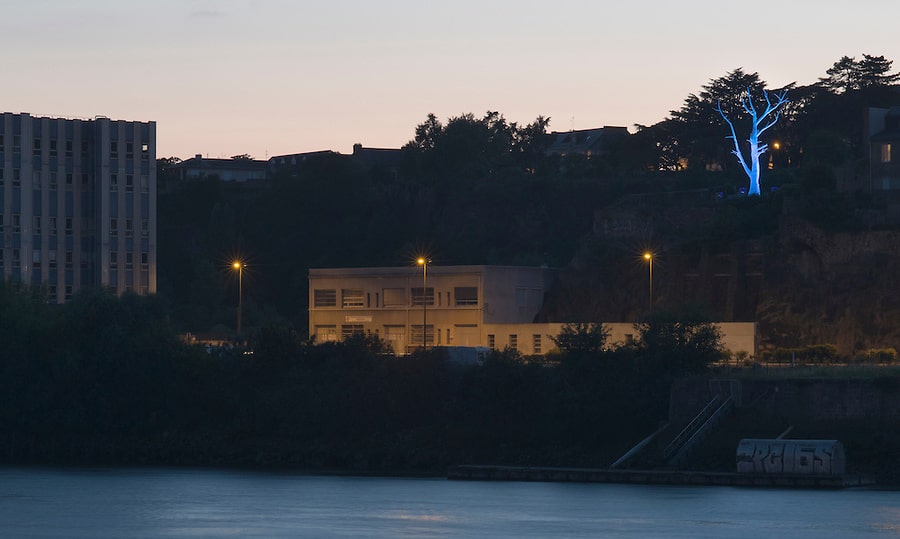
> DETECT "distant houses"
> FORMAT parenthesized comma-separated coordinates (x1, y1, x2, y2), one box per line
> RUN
(545, 126, 628, 157)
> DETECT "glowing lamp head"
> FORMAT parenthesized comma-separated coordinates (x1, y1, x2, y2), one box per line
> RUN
(417, 257, 426, 266)
(233, 261, 242, 269)
(643, 252, 652, 261)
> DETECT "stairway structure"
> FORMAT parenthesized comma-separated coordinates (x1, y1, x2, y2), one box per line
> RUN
(609, 379, 737, 470)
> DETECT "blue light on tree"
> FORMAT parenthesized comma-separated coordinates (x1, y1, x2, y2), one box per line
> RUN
(717, 88, 788, 196)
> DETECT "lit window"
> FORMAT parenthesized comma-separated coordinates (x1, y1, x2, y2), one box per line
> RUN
(411, 325, 434, 345)
(411, 287, 434, 306)
(341, 324, 364, 339)
(882, 143, 892, 163)
(314, 289, 337, 307)
(316, 325, 337, 342)
(342, 288, 365, 308)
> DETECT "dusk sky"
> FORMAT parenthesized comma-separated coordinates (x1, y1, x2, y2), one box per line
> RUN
(3, 1, 899, 160)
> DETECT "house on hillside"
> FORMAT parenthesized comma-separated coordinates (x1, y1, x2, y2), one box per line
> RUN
(546, 126, 628, 158)
(868, 107, 900, 191)
(268, 144, 401, 178)
(170, 154, 268, 183)
(866, 107, 900, 223)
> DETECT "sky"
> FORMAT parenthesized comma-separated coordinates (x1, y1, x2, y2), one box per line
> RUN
(3, 0, 899, 160)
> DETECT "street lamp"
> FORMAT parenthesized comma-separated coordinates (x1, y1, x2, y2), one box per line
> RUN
(643, 252, 653, 317)
(233, 261, 244, 335)
(417, 257, 429, 350)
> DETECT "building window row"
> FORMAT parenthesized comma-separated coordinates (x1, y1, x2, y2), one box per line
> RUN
(313, 286, 479, 308)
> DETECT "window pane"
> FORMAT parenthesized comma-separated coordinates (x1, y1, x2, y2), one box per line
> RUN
(454, 286, 478, 306)
(314, 289, 337, 307)
(341, 288, 365, 308)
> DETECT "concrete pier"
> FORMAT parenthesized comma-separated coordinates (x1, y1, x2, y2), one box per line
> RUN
(447, 465, 874, 488)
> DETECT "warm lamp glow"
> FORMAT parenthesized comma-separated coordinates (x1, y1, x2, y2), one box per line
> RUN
(233, 261, 242, 269)
(643, 252, 652, 261)
(417, 257, 425, 265)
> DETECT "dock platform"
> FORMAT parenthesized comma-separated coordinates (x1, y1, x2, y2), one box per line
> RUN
(447, 465, 874, 488)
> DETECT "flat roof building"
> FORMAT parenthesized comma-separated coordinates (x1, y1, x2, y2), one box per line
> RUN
(309, 264, 757, 357)
(0, 112, 156, 302)
(309, 265, 555, 354)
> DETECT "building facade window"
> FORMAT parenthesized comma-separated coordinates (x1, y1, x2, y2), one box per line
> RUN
(341, 288, 365, 308)
(533, 334, 542, 354)
(882, 143, 892, 163)
(314, 289, 337, 307)
(411, 287, 435, 306)
(382, 288, 406, 307)
(341, 324, 364, 339)
(316, 325, 337, 342)
(411, 325, 434, 345)
(454, 286, 478, 306)
(509, 334, 518, 350)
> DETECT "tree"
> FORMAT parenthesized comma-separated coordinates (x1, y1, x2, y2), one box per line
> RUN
(668, 68, 769, 170)
(551, 322, 610, 355)
(635, 312, 724, 375)
(716, 88, 789, 195)
(819, 54, 900, 93)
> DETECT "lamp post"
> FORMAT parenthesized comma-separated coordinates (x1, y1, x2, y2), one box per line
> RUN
(233, 261, 244, 335)
(643, 252, 653, 317)
(417, 257, 429, 350)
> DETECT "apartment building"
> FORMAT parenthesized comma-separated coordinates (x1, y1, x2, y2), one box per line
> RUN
(308, 265, 555, 354)
(0, 112, 156, 302)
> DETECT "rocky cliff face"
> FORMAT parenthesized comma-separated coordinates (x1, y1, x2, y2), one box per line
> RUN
(758, 216, 900, 354)
(539, 192, 900, 356)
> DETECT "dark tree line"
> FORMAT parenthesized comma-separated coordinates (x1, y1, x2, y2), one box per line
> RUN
(0, 283, 724, 469)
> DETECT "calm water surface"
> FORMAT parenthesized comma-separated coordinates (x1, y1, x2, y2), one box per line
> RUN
(1, 467, 898, 538)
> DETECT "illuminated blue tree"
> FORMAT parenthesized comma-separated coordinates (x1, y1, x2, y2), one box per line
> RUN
(716, 88, 788, 195)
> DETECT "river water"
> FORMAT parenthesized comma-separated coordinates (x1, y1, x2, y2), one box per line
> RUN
(1, 467, 898, 538)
